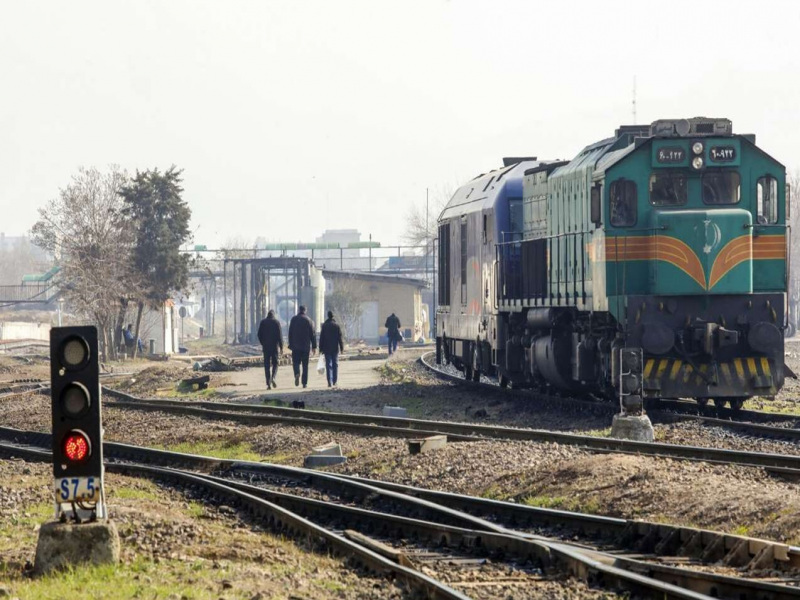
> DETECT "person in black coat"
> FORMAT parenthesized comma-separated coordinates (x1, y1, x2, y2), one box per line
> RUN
(288, 305, 317, 388)
(257, 310, 283, 389)
(385, 312, 402, 356)
(319, 311, 345, 387)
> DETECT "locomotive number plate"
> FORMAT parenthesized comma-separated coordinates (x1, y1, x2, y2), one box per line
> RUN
(709, 146, 736, 162)
(55, 476, 100, 503)
(656, 147, 685, 163)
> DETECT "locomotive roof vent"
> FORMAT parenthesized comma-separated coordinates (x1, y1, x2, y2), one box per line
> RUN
(650, 117, 733, 138)
(615, 124, 651, 138)
(502, 156, 537, 167)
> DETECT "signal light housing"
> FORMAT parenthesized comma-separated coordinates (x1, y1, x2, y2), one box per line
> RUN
(61, 383, 91, 417)
(619, 347, 644, 415)
(50, 326, 104, 480)
(60, 335, 90, 370)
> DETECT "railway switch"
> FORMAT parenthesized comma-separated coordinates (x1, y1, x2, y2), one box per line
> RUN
(50, 326, 106, 521)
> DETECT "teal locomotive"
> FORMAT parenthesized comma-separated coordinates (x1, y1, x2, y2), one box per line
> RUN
(436, 118, 790, 410)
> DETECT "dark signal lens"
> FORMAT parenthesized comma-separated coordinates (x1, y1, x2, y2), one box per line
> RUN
(61, 384, 90, 417)
(63, 431, 90, 462)
(61, 337, 89, 369)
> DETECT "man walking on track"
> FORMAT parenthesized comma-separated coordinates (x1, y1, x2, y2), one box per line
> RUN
(385, 312, 402, 356)
(257, 309, 283, 389)
(288, 305, 317, 388)
(319, 310, 344, 387)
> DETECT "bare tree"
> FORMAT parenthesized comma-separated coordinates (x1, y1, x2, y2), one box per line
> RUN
(31, 166, 135, 359)
(219, 236, 258, 259)
(325, 275, 366, 340)
(401, 184, 454, 247)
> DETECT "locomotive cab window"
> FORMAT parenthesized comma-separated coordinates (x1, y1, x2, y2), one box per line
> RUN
(649, 172, 687, 206)
(609, 179, 637, 227)
(702, 171, 740, 205)
(757, 175, 779, 224)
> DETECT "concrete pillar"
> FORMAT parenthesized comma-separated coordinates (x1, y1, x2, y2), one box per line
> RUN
(34, 521, 120, 575)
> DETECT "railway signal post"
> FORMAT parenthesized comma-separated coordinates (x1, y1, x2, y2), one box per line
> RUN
(611, 347, 655, 442)
(50, 326, 106, 521)
(33, 325, 119, 574)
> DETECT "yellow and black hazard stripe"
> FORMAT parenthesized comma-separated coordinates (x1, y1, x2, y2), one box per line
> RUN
(643, 356, 774, 392)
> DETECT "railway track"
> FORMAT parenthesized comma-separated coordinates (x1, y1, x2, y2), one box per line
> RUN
(102, 385, 800, 476)
(2, 425, 799, 599)
(417, 352, 800, 443)
(0, 441, 470, 600)
(0, 380, 49, 400)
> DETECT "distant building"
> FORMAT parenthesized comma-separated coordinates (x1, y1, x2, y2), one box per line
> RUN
(313, 229, 364, 270)
(323, 270, 428, 344)
(137, 300, 179, 355)
(0, 321, 51, 342)
(252, 229, 376, 271)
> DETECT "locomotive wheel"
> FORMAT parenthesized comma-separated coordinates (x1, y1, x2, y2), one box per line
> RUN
(696, 398, 709, 408)
(729, 397, 745, 411)
(712, 398, 728, 409)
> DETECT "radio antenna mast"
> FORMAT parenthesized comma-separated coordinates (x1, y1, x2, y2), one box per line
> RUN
(632, 76, 637, 124)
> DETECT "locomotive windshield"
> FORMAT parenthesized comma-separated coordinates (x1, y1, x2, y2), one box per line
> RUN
(649, 172, 687, 206)
(508, 197, 524, 236)
(702, 171, 741, 204)
(609, 179, 637, 226)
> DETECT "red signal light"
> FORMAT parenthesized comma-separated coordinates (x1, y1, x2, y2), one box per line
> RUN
(63, 431, 90, 462)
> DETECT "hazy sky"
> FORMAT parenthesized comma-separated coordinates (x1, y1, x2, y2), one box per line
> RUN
(2, 0, 799, 248)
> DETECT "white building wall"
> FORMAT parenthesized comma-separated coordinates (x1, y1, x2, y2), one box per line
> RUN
(0, 321, 51, 341)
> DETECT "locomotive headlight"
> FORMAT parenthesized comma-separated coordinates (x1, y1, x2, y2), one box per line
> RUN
(692, 156, 704, 170)
(692, 141, 704, 155)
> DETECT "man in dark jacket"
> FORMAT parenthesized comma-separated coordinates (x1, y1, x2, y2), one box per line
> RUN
(385, 312, 402, 356)
(288, 305, 317, 388)
(319, 310, 344, 387)
(257, 310, 283, 389)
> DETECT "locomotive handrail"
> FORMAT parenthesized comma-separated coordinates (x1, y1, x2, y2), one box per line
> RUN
(495, 226, 670, 246)
(495, 229, 594, 245)
(603, 226, 667, 234)
(745, 223, 788, 229)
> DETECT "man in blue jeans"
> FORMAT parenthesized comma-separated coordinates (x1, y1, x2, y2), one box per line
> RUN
(384, 312, 401, 355)
(319, 311, 344, 387)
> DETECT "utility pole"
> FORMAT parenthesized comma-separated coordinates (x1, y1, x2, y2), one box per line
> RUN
(632, 76, 637, 124)
(425, 188, 430, 339)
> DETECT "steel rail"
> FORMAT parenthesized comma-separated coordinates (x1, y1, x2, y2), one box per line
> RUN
(656, 411, 800, 441)
(101, 387, 800, 475)
(3, 423, 796, 566)
(417, 354, 800, 456)
(2, 426, 799, 599)
(418, 351, 799, 424)
(649, 398, 799, 425)
(0, 443, 469, 600)
(1, 438, 777, 599)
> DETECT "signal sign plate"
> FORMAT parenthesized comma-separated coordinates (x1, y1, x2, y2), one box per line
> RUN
(55, 476, 100, 503)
